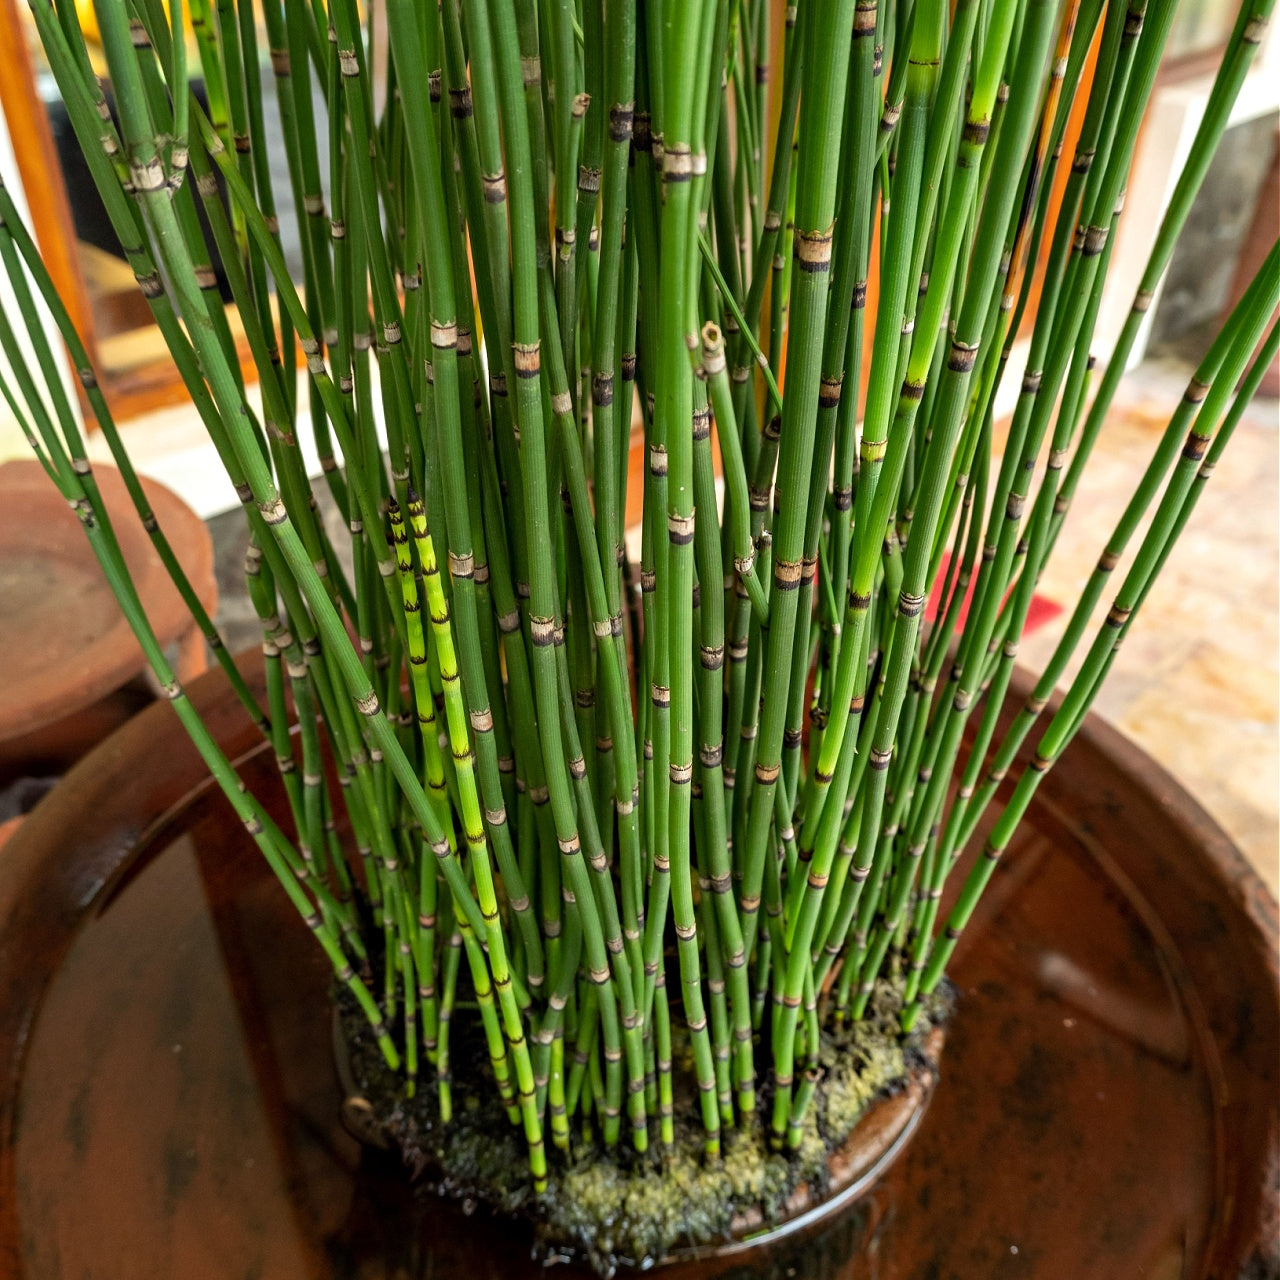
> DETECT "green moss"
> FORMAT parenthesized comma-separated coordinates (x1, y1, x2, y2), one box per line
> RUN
(338, 978, 953, 1275)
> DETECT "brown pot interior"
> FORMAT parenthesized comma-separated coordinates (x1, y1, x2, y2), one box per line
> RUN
(0, 659, 1275, 1279)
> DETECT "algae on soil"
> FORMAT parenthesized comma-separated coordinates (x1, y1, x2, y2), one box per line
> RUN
(338, 977, 951, 1274)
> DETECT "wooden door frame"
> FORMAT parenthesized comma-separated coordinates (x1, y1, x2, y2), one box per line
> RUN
(0, 0, 97, 360)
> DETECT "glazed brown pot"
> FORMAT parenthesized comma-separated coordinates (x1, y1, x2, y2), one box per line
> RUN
(0, 656, 1276, 1279)
(0, 458, 216, 784)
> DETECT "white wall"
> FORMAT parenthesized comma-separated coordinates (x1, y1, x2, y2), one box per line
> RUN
(1102, 22, 1280, 365)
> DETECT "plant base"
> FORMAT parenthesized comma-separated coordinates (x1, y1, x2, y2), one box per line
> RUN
(334, 979, 952, 1275)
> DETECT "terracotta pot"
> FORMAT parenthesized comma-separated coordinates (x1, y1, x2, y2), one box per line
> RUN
(0, 458, 216, 784)
(0, 657, 1275, 1279)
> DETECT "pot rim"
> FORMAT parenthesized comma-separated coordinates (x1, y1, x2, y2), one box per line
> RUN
(0, 459, 217, 743)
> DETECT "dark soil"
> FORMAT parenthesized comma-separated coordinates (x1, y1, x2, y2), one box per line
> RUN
(336, 978, 953, 1275)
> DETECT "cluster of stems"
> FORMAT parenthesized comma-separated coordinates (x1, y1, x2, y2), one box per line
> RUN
(5, 0, 1276, 1183)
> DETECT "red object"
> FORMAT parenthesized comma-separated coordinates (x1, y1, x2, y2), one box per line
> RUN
(925, 550, 1063, 636)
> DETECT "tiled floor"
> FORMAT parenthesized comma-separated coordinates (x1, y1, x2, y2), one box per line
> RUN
(1019, 358, 1279, 895)
(207, 357, 1279, 897)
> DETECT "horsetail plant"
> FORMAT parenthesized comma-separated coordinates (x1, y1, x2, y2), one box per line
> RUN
(5, 0, 1276, 1240)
